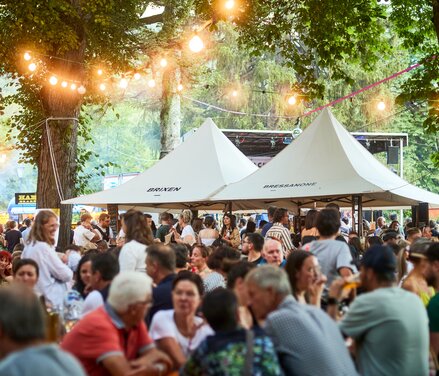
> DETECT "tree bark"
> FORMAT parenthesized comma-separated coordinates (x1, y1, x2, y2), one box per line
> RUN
(37, 44, 85, 248)
(159, 64, 181, 159)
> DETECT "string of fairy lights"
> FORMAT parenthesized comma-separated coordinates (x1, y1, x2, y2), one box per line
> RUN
(17, 0, 432, 118)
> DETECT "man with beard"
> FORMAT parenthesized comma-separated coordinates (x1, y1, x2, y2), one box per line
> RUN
(241, 233, 264, 265)
(424, 243, 439, 356)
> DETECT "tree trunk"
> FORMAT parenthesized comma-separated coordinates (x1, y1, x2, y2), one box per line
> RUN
(37, 44, 85, 248)
(160, 65, 181, 159)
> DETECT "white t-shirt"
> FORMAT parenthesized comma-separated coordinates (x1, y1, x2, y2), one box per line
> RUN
(149, 309, 213, 357)
(22, 241, 73, 307)
(81, 290, 104, 317)
(119, 240, 147, 273)
(73, 225, 97, 249)
(181, 225, 196, 245)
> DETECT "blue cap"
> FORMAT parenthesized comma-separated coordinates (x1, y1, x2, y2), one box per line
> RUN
(362, 245, 396, 273)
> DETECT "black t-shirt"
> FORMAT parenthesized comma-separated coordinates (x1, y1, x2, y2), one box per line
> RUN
(5, 229, 22, 252)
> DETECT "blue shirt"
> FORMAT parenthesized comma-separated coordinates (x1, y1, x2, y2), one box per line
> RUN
(146, 273, 175, 327)
(0, 344, 85, 376)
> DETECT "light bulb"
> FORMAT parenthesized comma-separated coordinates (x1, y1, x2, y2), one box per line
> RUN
(24, 52, 32, 61)
(232, 90, 238, 97)
(49, 76, 58, 85)
(225, 0, 235, 10)
(288, 95, 297, 105)
(77, 85, 86, 95)
(97, 69, 103, 76)
(119, 78, 128, 89)
(160, 58, 168, 68)
(28, 63, 37, 72)
(61, 81, 68, 88)
(99, 83, 106, 91)
(134, 73, 141, 80)
(377, 101, 386, 111)
(70, 83, 77, 91)
(189, 35, 204, 53)
(148, 79, 156, 88)
(177, 84, 183, 91)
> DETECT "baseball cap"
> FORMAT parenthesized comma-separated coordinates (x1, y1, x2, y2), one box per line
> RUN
(362, 245, 396, 273)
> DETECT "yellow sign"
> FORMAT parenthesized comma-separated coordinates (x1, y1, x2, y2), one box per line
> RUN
(0, 213, 10, 225)
(15, 193, 36, 204)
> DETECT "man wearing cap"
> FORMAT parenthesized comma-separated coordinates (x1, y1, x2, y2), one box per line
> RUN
(328, 245, 429, 376)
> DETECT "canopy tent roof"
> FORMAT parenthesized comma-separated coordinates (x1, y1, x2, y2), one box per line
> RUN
(62, 118, 258, 210)
(212, 108, 439, 209)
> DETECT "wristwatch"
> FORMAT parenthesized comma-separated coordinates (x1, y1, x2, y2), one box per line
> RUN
(327, 297, 339, 305)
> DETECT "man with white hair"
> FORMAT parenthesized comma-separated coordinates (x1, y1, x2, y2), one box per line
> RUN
(245, 266, 358, 376)
(62, 272, 171, 376)
(261, 238, 286, 267)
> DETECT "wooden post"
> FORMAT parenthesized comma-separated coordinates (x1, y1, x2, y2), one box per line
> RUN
(107, 204, 119, 236)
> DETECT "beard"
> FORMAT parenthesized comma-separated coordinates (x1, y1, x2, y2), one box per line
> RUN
(426, 273, 437, 288)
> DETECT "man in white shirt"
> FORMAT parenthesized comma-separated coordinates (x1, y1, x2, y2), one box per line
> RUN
(73, 213, 100, 250)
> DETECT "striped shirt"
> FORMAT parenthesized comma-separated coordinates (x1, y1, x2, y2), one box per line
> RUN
(265, 223, 296, 256)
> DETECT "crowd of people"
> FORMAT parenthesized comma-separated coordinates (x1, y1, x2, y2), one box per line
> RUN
(0, 206, 439, 375)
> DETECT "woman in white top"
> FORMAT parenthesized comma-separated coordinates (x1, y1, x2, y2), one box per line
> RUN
(198, 216, 219, 247)
(22, 210, 73, 308)
(149, 271, 213, 370)
(172, 210, 196, 246)
(119, 210, 154, 273)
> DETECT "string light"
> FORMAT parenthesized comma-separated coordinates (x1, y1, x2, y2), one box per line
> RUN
(134, 72, 141, 80)
(148, 79, 156, 88)
(70, 83, 77, 91)
(23, 52, 32, 61)
(189, 35, 204, 53)
(159, 58, 168, 68)
(177, 84, 184, 91)
(61, 81, 68, 88)
(97, 69, 103, 76)
(99, 83, 106, 91)
(287, 95, 297, 105)
(231, 90, 238, 97)
(28, 63, 37, 72)
(49, 76, 58, 85)
(377, 100, 386, 111)
(119, 78, 128, 89)
(77, 85, 86, 95)
(225, 0, 235, 10)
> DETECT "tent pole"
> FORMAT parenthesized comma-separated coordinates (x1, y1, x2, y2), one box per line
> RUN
(107, 204, 119, 236)
(227, 201, 232, 214)
(352, 195, 363, 236)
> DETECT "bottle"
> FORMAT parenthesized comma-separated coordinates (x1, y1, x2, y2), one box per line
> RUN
(64, 290, 83, 333)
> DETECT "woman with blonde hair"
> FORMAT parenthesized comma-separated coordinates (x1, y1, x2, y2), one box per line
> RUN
(119, 210, 154, 273)
(22, 210, 73, 307)
(172, 210, 196, 246)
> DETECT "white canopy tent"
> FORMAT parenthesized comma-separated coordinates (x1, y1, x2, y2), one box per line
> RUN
(212, 108, 439, 209)
(62, 118, 258, 210)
